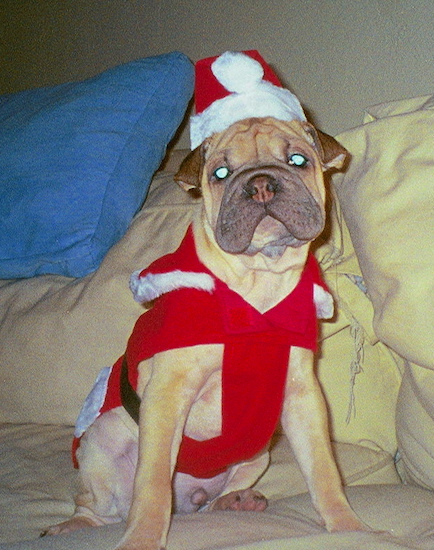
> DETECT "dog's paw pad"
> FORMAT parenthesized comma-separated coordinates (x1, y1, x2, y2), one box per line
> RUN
(212, 489, 268, 511)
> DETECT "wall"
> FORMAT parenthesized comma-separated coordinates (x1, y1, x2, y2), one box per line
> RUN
(2, 0, 433, 143)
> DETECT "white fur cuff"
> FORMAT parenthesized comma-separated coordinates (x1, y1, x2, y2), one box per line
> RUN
(130, 270, 215, 303)
(314, 284, 334, 319)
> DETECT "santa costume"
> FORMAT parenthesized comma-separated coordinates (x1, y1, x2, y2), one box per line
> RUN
(73, 51, 333, 479)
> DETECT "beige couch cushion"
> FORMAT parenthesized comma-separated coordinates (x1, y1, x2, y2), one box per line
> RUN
(0, 150, 402, 457)
(312, 188, 403, 455)
(0, 425, 400, 544)
(332, 96, 434, 488)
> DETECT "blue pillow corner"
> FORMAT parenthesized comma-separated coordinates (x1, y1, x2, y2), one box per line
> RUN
(0, 51, 194, 279)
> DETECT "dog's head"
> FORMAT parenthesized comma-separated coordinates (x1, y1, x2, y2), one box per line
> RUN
(175, 117, 348, 260)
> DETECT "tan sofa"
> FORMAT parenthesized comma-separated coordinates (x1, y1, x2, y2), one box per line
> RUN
(2, 96, 434, 549)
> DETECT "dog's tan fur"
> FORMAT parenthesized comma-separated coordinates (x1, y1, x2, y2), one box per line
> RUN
(46, 117, 368, 549)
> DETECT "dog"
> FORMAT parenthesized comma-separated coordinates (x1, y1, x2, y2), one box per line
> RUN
(44, 116, 368, 549)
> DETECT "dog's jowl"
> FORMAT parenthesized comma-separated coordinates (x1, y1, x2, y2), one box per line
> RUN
(44, 51, 369, 550)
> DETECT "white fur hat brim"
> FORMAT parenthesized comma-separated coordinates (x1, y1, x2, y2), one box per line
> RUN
(190, 51, 306, 149)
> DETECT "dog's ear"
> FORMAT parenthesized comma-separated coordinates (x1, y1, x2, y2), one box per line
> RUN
(303, 123, 350, 172)
(174, 145, 206, 192)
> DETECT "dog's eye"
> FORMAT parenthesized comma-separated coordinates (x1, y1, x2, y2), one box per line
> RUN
(213, 166, 231, 180)
(288, 153, 309, 168)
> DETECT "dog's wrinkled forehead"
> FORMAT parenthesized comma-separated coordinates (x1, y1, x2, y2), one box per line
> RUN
(174, 118, 349, 192)
(207, 118, 327, 184)
(211, 117, 312, 154)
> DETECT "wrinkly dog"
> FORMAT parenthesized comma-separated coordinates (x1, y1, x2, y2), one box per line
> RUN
(45, 52, 368, 549)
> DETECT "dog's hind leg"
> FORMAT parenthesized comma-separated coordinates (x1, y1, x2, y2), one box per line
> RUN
(44, 410, 138, 536)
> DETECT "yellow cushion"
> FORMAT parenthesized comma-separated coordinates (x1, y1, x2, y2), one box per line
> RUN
(333, 96, 434, 368)
(333, 95, 434, 488)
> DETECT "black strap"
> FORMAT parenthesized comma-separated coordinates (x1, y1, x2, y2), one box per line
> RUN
(120, 355, 141, 424)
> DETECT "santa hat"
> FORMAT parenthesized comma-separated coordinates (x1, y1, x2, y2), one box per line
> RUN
(190, 50, 307, 149)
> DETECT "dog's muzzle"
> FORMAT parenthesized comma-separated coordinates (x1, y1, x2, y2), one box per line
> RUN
(215, 165, 324, 255)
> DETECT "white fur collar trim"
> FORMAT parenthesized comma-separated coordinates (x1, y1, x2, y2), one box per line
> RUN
(130, 269, 333, 318)
(314, 284, 334, 319)
(130, 270, 215, 303)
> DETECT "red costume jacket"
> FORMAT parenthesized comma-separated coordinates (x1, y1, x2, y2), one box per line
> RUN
(74, 227, 332, 479)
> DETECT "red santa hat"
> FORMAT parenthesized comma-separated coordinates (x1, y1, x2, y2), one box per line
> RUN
(190, 50, 307, 149)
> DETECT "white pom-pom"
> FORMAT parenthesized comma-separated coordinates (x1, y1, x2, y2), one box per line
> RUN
(212, 51, 264, 93)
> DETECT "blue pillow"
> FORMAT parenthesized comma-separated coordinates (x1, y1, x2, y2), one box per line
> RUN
(0, 52, 194, 278)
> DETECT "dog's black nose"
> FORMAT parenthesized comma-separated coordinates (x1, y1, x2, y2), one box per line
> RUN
(244, 175, 278, 203)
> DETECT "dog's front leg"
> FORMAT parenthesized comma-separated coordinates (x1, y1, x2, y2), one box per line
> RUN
(115, 346, 216, 550)
(282, 346, 368, 532)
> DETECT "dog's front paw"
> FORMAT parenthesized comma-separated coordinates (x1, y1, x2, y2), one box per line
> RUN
(323, 509, 372, 533)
